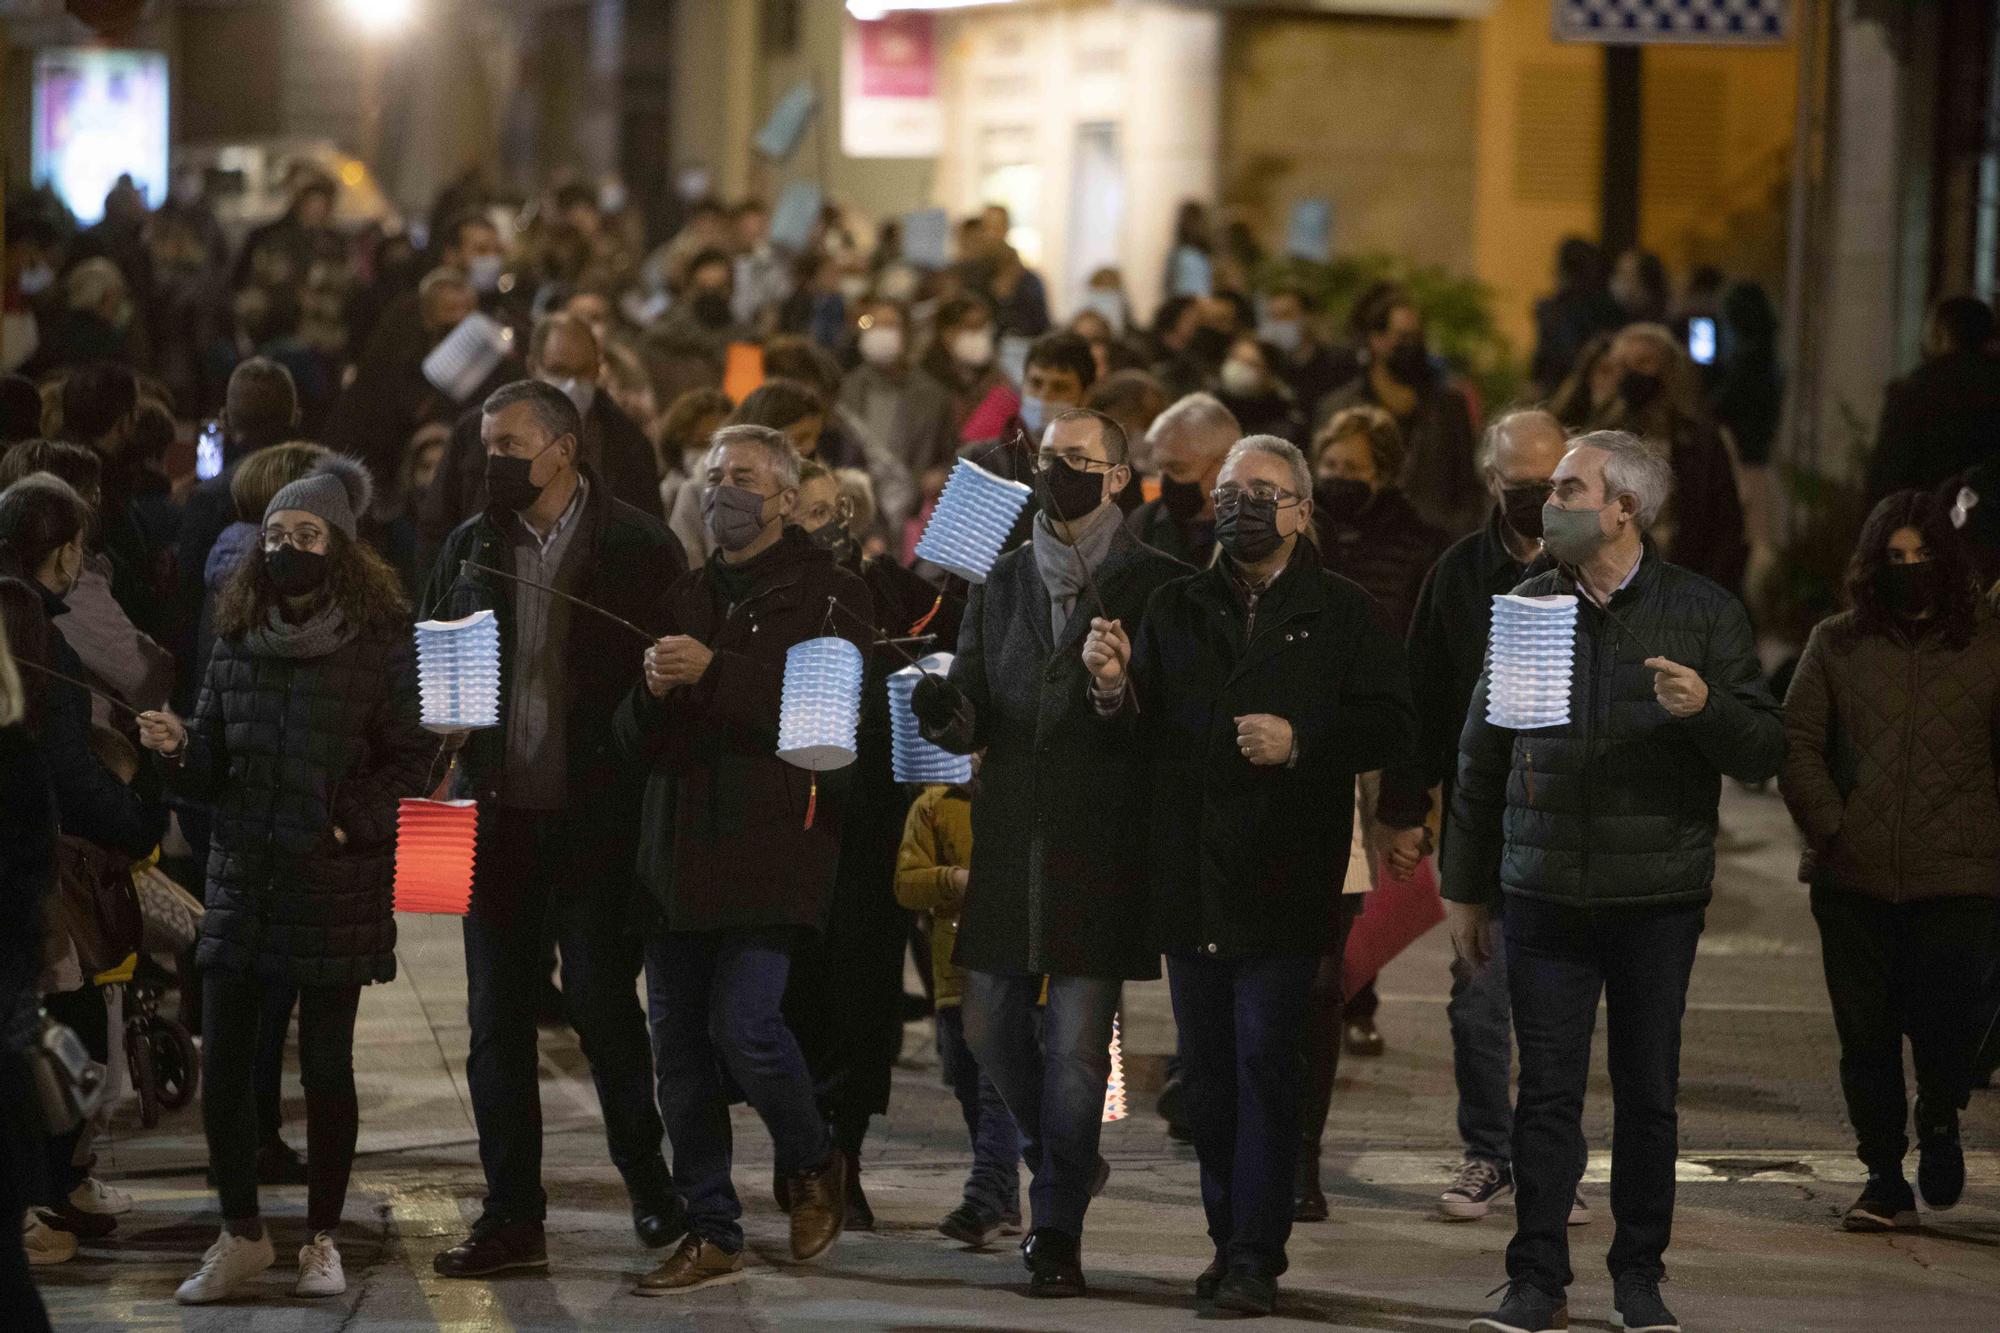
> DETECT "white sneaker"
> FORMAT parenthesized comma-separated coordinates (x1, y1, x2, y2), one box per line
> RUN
(175, 1226, 274, 1304)
(70, 1176, 134, 1216)
(295, 1232, 346, 1297)
(22, 1209, 77, 1266)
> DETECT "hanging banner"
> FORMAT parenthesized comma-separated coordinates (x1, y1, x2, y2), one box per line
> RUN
(1553, 0, 1787, 45)
(842, 12, 943, 159)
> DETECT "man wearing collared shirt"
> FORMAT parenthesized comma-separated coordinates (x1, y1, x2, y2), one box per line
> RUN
(1444, 430, 1783, 1333)
(420, 380, 688, 1279)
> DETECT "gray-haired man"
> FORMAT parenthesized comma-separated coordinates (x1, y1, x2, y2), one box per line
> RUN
(1445, 431, 1783, 1333)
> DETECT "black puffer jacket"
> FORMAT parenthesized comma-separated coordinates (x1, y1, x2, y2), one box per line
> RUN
(1442, 545, 1784, 909)
(176, 623, 433, 986)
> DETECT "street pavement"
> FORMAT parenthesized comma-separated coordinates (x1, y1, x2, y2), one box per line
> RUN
(36, 784, 2000, 1330)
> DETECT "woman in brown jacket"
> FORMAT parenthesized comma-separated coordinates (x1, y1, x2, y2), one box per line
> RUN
(1781, 489, 2000, 1233)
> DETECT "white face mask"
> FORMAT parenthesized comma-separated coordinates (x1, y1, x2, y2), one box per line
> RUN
(1221, 359, 1264, 397)
(952, 326, 994, 369)
(859, 324, 904, 367)
(540, 374, 597, 420)
(466, 253, 503, 294)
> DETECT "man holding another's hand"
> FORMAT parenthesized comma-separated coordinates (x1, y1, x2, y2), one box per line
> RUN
(1445, 430, 1783, 1333)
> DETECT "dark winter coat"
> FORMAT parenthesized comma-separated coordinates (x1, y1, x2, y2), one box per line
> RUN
(614, 528, 874, 934)
(1443, 545, 1785, 910)
(1314, 486, 1451, 638)
(175, 622, 433, 986)
(1780, 608, 2000, 902)
(1121, 543, 1416, 959)
(923, 522, 1188, 978)
(418, 469, 688, 856)
(1126, 496, 1214, 571)
(0, 578, 164, 861)
(1865, 350, 2000, 502)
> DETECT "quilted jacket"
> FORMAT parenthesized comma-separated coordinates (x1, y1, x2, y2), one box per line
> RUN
(175, 623, 434, 986)
(1779, 608, 2000, 901)
(1443, 545, 1785, 909)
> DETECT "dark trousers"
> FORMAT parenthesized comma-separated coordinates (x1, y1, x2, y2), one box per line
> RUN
(254, 983, 296, 1143)
(962, 969, 1119, 1238)
(782, 886, 908, 1158)
(1504, 896, 1705, 1294)
(1299, 899, 1362, 1155)
(462, 810, 668, 1224)
(201, 970, 361, 1231)
(645, 927, 832, 1252)
(936, 1003, 1021, 1217)
(1810, 885, 2000, 1172)
(0, 1052, 52, 1333)
(1169, 950, 1318, 1278)
(1450, 916, 1516, 1165)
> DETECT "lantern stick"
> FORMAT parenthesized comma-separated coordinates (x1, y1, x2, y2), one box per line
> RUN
(460, 559, 654, 643)
(17, 658, 144, 720)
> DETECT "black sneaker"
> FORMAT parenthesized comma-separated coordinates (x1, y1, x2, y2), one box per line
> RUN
(1440, 1158, 1513, 1221)
(938, 1201, 1003, 1248)
(1611, 1273, 1680, 1332)
(1915, 1099, 1965, 1211)
(1214, 1266, 1278, 1317)
(1470, 1279, 1568, 1332)
(1843, 1171, 1918, 1231)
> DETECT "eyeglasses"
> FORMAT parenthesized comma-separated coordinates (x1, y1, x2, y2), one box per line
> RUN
(262, 524, 327, 552)
(1212, 482, 1302, 508)
(1033, 448, 1116, 475)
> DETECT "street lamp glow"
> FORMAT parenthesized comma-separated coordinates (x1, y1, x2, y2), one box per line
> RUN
(339, 0, 416, 37)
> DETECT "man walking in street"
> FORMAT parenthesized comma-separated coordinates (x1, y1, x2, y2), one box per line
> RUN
(421, 380, 686, 1279)
(910, 407, 1185, 1297)
(1446, 430, 1784, 1333)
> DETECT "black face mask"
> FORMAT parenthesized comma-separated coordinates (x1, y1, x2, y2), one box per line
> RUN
(1159, 474, 1207, 522)
(1618, 370, 1664, 412)
(1500, 483, 1552, 541)
(1313, 477, 1372, 523)
(693, 292, 734, 329)
(1215, 494, 1285, 564)
(1874, 561, 1947, 621)
(264, 544, 329, 597)
(1384, 339, 1432, 386)
(1189, 325, 1232, 366)
(486, 448, 549, 514)
(804, 521, 859, 567)
(1037, 457, 1106, 523)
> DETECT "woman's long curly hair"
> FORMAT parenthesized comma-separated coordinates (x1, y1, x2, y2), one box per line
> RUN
(1843, 489, 1980, 649)
(214, 527, 410, 639)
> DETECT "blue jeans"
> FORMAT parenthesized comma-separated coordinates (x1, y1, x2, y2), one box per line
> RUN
(936, 1004, 1021, 1217)
(1168, 950, 1317, 1279)
(462, 811, 668, 1224)
(645, 927, 833, 1252)
(1449, 917, 1514, 1165)
(962, 969, 1119, 1238)
(1504, 896, 1705, 1294)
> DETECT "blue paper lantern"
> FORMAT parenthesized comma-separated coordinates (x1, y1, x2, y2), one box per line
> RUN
(414, 610, 502, 732)
(777, 635, 864, 771)
(887, 653, 974, 786)
(914, 458, 1033, 584)
(1485, 594, 1578, 730)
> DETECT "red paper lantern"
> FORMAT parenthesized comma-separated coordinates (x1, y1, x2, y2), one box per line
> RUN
(393, 799, 478, 915)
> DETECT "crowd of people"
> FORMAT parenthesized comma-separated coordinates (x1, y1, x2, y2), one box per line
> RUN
(1, 165, 1998, 1332)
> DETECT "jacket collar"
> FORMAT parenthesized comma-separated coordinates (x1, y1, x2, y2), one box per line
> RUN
(1478, 508, 1537, 584)
(1186, 535, 1329, 621)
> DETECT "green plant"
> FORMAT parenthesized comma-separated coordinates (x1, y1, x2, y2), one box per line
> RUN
(1256, 253, 1523, 413)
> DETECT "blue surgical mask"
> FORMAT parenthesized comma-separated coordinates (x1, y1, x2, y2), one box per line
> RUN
(1259, 318, 1302, 354)
(1018, 393, 1049, 440)
(1081, 288, 1125, 331)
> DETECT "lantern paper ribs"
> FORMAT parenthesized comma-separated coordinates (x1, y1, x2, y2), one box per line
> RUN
(421, 311, 512, 402)
(415, 610, 501, 732)
(887, 653, 973, 785)
(393, 799, 477, 915)
(1102, 1015, 1127, 1124)
(914, 458, 1033, 584)
(1486, 593, 1578, 730)
(776, 636, 864, 771)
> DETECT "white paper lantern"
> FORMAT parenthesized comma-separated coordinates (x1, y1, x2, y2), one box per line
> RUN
(421, 311, 513, 402)
(886, 652, 974, 785)
(414, 610, 502, 732)
(914, 458, 1033, 584)
(777, 636, 864, 771)
(1486, 593, 1578, 730)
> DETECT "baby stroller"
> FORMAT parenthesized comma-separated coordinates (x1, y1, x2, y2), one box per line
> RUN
(125, 861, 203, 1128)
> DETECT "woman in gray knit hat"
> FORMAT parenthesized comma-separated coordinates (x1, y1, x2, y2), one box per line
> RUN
(137, 455, 433, 1304)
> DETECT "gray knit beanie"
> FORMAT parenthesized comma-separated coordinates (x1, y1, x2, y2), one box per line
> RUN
(264, 454, 373, 540)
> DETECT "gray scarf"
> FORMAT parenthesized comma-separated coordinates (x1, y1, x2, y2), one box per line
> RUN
(1032, 500, 1123, 641)
(240, 599, 356, 660)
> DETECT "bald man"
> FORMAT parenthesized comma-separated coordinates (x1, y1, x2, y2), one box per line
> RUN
(1378, 408, 1593, 1225)
(1125, 392, 1242, 567)
(418, 312, 662, 559)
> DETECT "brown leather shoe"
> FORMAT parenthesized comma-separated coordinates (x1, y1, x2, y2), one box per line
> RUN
(786, 1151, 847, 1261)
(633, 1235, 744, 1296)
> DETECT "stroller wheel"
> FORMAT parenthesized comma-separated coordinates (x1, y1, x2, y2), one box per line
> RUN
(150, 1019, 199, 1110)
(125, 1025, 160, 1130)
